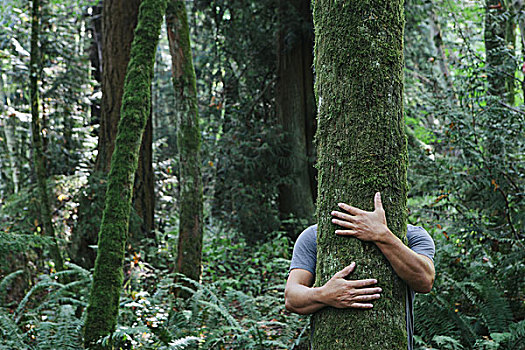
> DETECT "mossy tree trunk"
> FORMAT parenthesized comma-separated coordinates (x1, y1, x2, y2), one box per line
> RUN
(484, 0, 516, 104)
(30, 0, 63, 271)
(311, 0, 408, 349)
(83, 0, 166, 347)
(166, 0, 204, 287)
(73, 0, 155, 269)
(276, 0, 316, 237)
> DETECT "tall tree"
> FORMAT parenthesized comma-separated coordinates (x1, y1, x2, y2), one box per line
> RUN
(311, 0, 408, 348)
(29, 0, 63, 270)
(83, 0, 166, 346)
(72, 0, 155, 268)
(166, 0, 204, 286)
(276, 0, 316, 236)
(484, 0, 516, 104)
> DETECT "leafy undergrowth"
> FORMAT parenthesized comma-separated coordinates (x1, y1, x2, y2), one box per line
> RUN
(0, 225, 309, 349)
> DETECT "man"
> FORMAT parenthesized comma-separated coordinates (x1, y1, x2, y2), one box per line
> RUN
(285, 192, 435, 349)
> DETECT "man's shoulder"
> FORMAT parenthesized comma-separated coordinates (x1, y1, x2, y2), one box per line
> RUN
(406, 224, 435, 260)
(296, 224, 317, 245)
(407, 224, 431, 239)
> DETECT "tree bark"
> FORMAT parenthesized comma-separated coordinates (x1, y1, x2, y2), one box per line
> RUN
(276, 0, 316, 237)
(83, 0, 166, 347)
(29, 0, 63, 271)
(166, 0, 204, 286)
(311, 0, 408, 348)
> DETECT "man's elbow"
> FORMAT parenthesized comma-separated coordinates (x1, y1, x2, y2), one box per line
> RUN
(414, 275, 434, 294)
(285, 298, 297, 313)
(284, 290, 308, 314)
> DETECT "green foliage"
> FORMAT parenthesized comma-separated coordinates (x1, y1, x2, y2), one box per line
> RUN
(0, 226, 308, 349)
(0, 263, 90, 350)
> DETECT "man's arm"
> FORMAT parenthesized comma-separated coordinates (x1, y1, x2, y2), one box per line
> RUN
(331, 192, 435, 293)
(285, 263, 382, 315)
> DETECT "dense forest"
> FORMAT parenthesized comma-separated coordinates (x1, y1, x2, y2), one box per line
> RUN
(0, 0, 523, 349)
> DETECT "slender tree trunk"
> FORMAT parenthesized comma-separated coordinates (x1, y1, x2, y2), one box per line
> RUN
(485, 0, 516, 104)
(311, 0, 408, 348)
(29, 0, 63, 271)
(276, 0, 316, 237)
(166, 0, 204, 286)
(83, 0, 166, 347)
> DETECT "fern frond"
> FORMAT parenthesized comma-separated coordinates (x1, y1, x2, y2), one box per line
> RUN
(0, 270, 24, 303)
(167, 336, 201, 349)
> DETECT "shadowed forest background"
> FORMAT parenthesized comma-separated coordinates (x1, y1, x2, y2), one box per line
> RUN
(0, 0, 524, 349)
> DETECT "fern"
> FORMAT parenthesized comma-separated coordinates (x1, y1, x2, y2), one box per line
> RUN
(0, 308, 31, 350)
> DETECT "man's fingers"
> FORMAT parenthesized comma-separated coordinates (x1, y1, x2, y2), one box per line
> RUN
(348, 278, 378, 288)
(349, 303, 374, 309)
(334, 262, 356, 278)
(353, 287, 382, 295)
(331, 210, 355, 222)
(353, 294, 381, 302)
(335, 229, 356, 236)
(332, 218, 353, 229)
(374, 192, 383, 211)
(337, 202, 364, 215)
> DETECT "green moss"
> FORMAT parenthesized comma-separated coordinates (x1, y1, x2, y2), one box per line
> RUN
(311, 0, 408, 348)
(83, 0, 167, 348)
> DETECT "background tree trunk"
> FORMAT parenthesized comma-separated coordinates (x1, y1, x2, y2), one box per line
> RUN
(30, 0, 63, 270)
(83, 0, 166, 346)
(276, 0, 316, 238)
(311, 0, 408, 348)
(166, 0, 204, 286)
(72, 0, 155, 268)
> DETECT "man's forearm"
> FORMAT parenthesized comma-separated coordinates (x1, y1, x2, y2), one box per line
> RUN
(375, 228, 435, 293)
(285, 284, 326, 315)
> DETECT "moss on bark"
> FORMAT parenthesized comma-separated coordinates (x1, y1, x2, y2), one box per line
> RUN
(311, 0, 408, 348)
(83, 0, 166, 347)
(166, 0, 204, 288)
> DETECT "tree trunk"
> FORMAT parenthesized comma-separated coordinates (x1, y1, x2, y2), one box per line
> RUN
(276, 0, 316, 237)
(166, 0, 204, 286)
(73, 0, 155, 268)
(29, 0, 63, 271)
(484, 0, 516, 104)
(133, 110, 155, 238)
(311, 0, 408, 349)
(83, 0, 166, 347)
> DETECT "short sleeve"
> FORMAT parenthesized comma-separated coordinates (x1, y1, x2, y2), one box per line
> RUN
(289, 225, 318, 276)
(407, 225, 435, 262)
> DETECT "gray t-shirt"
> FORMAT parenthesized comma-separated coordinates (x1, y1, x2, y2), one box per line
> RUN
(289, 224, 435, 350)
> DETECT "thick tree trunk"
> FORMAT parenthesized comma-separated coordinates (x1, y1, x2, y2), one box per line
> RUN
(73, 0, 155, 268)
(83, 0, 166, 347)
(29, 0, 63, 270)
(166, 0, 204, 286)
(276, 0, 316, 236)
(311, 0, 408, 349)
(484, 0, 516, 104)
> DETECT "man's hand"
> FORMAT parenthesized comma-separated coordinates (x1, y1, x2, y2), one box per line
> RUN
(331, 192, 389, 243)
(319, 262, 381, 309)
